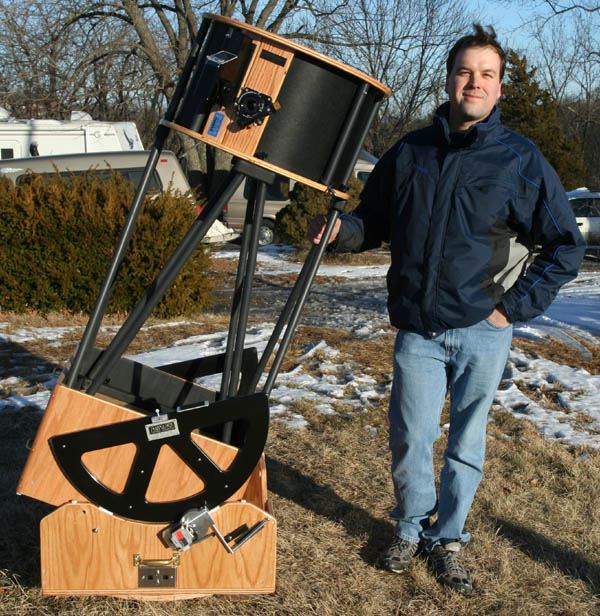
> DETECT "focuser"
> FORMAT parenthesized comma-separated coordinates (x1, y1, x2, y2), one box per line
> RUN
(234, 88, 279, 128)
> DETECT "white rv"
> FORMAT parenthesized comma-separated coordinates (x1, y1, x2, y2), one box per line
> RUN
(0, 109, 144, 160)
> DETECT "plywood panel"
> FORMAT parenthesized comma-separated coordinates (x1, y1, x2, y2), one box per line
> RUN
(221, 41, 293, 154)
(40, 501, 276, 599)
(18, 384, 140, 506)
(82, 443, 137, 494)
(200, 39, 293, 156)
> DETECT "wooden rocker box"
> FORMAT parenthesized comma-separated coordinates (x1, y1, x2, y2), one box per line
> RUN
(18, 378, 276, 600)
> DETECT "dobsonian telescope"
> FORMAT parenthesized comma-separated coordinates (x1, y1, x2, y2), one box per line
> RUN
(18, 13, 390, 600)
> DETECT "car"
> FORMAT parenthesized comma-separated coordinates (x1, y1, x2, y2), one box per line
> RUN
(567, 188, 600, 247)
(0, 150, 237, 243)
(0, 150, 189, 192)
(221, 150, 378, 245)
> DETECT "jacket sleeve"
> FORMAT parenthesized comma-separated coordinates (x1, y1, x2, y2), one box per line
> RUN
(501, 156, 586, 323)
(333, 143, 400, 253)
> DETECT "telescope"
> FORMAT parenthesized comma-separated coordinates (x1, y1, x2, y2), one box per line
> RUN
(18, 13, 389, 599)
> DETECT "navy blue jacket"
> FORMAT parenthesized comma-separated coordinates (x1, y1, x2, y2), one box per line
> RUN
(335, 103, 586, 333)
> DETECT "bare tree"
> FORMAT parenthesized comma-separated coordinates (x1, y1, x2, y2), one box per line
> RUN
(299, 0, 474, 155)
(542, 0, 599, 17)
(523, 3, 600, 186)
(0, 1, 154, 121)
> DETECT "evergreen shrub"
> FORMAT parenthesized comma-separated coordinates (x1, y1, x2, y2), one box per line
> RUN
(0, 170, 214, 317)
(274, 175, 364, 247)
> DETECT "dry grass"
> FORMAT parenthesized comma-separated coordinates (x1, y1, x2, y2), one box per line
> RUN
(1, 310, 600, 615)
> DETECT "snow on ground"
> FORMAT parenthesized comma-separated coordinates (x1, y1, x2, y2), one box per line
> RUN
(1, 245, 599, 449)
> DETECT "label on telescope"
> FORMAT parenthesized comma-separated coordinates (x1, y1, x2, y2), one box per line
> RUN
(145, 418, 180, 441)
(207, 112, 225, 137)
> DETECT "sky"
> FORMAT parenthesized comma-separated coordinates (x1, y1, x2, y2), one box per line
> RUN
(468, 0, 537, 51)
(1, 244, 599, 453)
(474, 0, 575, 67)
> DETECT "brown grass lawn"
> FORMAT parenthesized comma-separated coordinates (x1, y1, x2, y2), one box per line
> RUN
(1, 256, 600, 615)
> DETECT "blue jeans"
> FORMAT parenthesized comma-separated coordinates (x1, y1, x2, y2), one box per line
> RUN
(389, 319, 512, 550)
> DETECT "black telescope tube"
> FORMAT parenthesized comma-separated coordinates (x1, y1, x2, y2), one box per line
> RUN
(221, 180, 268, 444)
(262, 199, 344, 396)
(246, 243, 316, 394)
(219, 180, 257, 401)
(320, 83, 368, 187)
(228, 180, 267, 397)
(257, 90, 385, 396)
(65, 147, 162, 388)
(162, 17, 213, 124)
(339, 94, 382, 186)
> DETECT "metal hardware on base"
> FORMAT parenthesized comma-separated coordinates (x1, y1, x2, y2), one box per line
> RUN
(161, 507, 216, 551)
(133, 553, 181, 567)
(137, 566, 177, 588)
(161, 506, 270, 555)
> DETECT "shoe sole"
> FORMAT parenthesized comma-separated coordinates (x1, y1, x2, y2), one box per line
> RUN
(379, 561, 410, 573)
(379, 554, 418, 573)
(434, 572, 473, 595)
(441, 580, 473, 595)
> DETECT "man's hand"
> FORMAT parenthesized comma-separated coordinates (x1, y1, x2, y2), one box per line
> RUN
(487, 305, 511, 328)
(306, 215, 341, 245)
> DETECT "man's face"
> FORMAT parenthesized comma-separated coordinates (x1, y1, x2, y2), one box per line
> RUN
(445, 45, 503, 132)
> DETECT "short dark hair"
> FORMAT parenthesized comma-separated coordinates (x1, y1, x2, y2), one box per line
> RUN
(446, 24, 506, 79)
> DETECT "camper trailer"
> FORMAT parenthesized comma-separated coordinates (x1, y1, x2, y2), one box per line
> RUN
(0, 109, 144, 159)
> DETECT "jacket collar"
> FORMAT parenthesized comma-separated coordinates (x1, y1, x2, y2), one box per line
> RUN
(434, 102, 502, 147)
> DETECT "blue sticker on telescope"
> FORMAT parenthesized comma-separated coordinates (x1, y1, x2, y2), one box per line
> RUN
(207, 112, 224, 137)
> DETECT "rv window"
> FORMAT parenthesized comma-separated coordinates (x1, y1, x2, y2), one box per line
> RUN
(1, 149, 14, 160)
(16, 168, 162, 192)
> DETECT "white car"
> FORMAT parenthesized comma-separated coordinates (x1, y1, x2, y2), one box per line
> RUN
(567, 189, 600, 247)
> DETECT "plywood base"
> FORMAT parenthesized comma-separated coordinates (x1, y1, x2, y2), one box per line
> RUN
(22, 382, 276, 599)
(40, 501, 276, 600)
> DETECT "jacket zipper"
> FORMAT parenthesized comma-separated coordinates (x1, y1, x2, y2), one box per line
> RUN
(428, 147, 463, 327)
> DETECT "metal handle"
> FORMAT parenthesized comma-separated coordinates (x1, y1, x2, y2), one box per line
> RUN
(133, 553, 180, 567)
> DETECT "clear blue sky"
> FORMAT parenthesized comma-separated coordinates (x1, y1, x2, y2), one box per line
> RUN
(466, 0, 539, 53)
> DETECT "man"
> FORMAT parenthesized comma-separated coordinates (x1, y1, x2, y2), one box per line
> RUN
(307, 24, 585, 594)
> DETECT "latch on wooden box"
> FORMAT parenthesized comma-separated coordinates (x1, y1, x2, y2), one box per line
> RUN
(134, 553, 180, 588)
